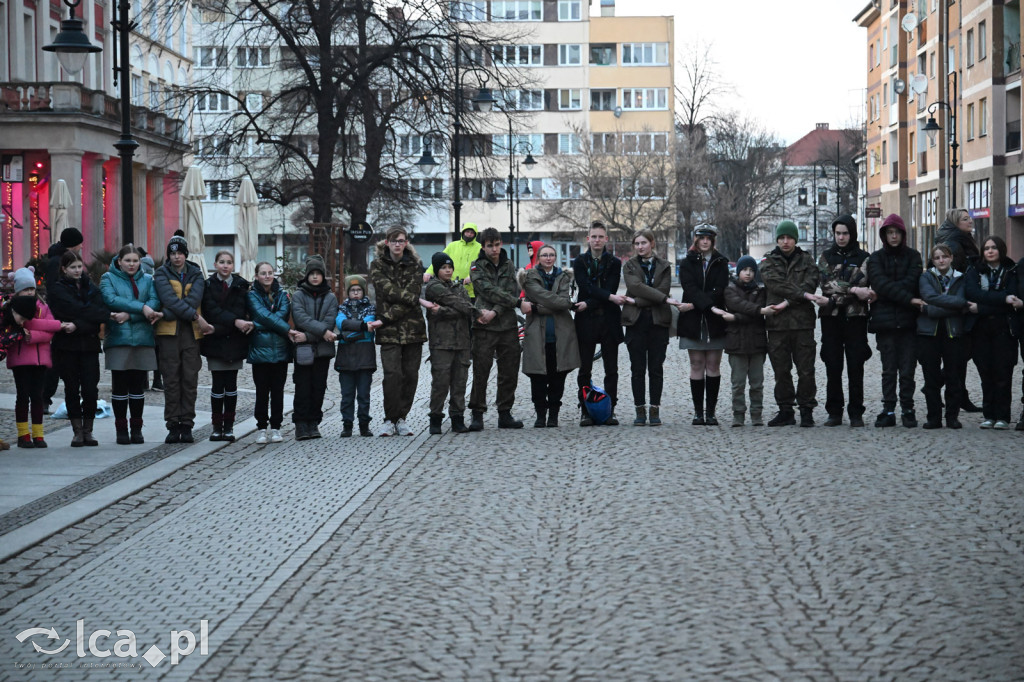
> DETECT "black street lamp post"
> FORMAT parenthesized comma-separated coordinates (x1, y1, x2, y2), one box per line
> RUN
(46, 0, 137, 247)
(923, 71, 960, 209)
(504, 117, 536, 268)
(811, 164, 828, 263)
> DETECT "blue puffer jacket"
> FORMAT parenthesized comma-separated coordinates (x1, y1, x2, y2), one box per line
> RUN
(247, 280, 292, 364)
(99, 258, 160, 349)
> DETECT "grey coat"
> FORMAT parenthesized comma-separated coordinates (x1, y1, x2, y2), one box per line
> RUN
(519, 267, 581, 375)
(917, 269, 971, 338)
(621, 255, 673, 328)
(291, 283, 338, 359)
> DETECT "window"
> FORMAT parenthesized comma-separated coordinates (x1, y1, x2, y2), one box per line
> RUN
(558, 89, 581, 110)
(621, 87, 668, 110)
(455, 45, 485, 66)
(967, 102, 975, 139)
(197, 136, 230, 157)
(491, 44, 542, 66)
(554, 179, 581, 199)
(874, 40, 881, 67)
(590, 44, 615, 66)
(450, 0, 485, 21)
(909, 132, 915, 162)
(591, 133, 616, 154)
(621, 42, 669, 66)
(398, 134, 439, 157)
(980, 98, 988, 136)
(798, 187, 808, 205)
(245, 135, 266, 157)
(590, 89, 615, 110)
(979, 21, 987, 60)
(499, 89, 543, 110)
(558, 133, 581, 154)
(131, 74, 143, 106)
(400, 178, 444, 200)
(621, 132, 668, 154)
(966, 29, 974, 67)
(491, 0, 542, 21)
(195, 46, 227, 68)
(558, 44, 582, 65)
(558, 0, 581, 20)
(196, 92, 230, 112)
(492, 133, 543, 156)
(237, 47, 270, 67)
(869, 42, 875, 70)
(245, 92, 264, 111)
(817, 188, 828, 206)
(929, 51, 935, 78)
(148, 82, 161, 110)
(206, 180, 232, 201)
(238, 2, 260, 21)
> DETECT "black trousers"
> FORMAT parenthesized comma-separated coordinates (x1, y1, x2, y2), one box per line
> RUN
(625, 319, 668, 406)
(253, 362, 288, 429)
(916, 334, 966, 421)
(972, 323, 1019, 421)
(292, 357, 331, 425)
(53, 350, 100, 420)
(820, 316, 870, 418)
(13, 365, 46, 424)
(529, 342, 569, 411)
(577, 339, 619, 408)
(875, 329, 917, 413)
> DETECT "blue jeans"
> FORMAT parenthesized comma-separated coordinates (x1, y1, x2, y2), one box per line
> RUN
(339, 369, 372, 424)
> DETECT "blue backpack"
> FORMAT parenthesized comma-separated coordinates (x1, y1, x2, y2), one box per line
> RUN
(580, 384, 612, 425)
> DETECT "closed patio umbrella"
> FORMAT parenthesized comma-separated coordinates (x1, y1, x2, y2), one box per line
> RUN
(235, 177, 259, 281)
(182, 166, 208, 273)
(49, 179, 73, 244)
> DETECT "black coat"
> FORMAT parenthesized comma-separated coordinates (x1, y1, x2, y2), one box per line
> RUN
(44, 242, 67, 292)
(47, 275, 110, 353)
(965, 257, 1020, 338)
(935, 220, 980, 273)
(677, 249, 729, 340)
(572, 250, 624, 344)
(866, 244, 923, 333)
(200, 274, 252, 362)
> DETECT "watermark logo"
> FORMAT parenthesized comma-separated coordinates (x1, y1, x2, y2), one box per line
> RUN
(15, 619, 208, 668)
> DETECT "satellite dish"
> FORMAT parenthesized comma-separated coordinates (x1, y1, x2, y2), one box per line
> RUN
(901, 13, 918, 32)
(910, 73, 928, 95)
(894, 78, 907, 94)
(613, 106, 622, 118)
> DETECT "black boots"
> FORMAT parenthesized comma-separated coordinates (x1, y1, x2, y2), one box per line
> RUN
(633, 406, 646, 426)
(690, 378, 705, 425)
(534, 408, 547, 428)
(359, 419, 372, 437)
(498, 410, 524, 429)
(429, 414, 443, 435)
(690, 377, 720, 425)
(546, 407, 559, 428)
(768, 410, 796, 427)
(648, 406, 662, 426)
(451, 415, 469, 434)
(799, 408, 814, 428)
(341, 421, 353, 438)
(469, 411, 484, 432)
(115, 419, 131, 445)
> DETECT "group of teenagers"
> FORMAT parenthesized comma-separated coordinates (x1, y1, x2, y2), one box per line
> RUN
(1, 211, 1021, 449)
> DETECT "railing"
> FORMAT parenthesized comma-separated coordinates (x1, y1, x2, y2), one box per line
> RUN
(0, 81, 187, 143)
(1008, 119, 1022, 152)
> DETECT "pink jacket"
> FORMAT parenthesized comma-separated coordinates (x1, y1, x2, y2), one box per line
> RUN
(5, 300, 62, 368)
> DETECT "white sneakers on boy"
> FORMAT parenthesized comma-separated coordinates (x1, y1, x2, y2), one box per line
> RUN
(270, 429, 283, 442)
(395, 419, 413, 436)
(378, 420, 395, 437)
(255, 429, 268, 444)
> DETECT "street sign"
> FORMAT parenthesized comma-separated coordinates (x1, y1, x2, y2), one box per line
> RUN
(865, 207, 882, 218)
(349, 221, 373, 243)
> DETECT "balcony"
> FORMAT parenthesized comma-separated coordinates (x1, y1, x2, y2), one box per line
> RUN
(1008, 119, 1022, 152)
(0, 82, 186, 142)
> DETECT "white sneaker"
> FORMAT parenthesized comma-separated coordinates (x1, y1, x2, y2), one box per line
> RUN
(255, 429, 268, 444)
(378, 420, 395, 437)
(980, 419, 995, 429)
(993, 420, 1010, 430)
(270, 429, 283, 442)
(395, 419, 413, 436)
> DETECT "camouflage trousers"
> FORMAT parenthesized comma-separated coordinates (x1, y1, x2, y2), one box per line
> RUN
(429, 348, 471, 417)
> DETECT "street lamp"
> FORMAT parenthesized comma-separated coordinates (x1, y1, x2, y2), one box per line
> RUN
(503, 116, 536, 268)
(417, 33, 496, 237)
(923, 71, 960, 209)
(45, 0, 137, 247)
(811, 164, 828, 262)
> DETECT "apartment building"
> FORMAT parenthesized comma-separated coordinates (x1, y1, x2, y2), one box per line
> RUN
(857, 0, 1024, 258)
(0, 0, 190, 269)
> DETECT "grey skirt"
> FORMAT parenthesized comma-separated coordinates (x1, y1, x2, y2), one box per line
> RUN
(105, 345, 158, 371)
(208, 357, 244, 372)
(678, 336, 725, 351)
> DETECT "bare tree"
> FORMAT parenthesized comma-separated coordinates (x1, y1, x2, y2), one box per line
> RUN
(180, 0, 531, 269)
(704, 112, 787, 259)
(537, 124, 679, 245)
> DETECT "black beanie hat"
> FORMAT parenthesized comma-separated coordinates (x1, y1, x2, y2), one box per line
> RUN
(167, 234, 189, 257)
(432, 251, 454, 273)
(11, 296, 37, 320)
(60, 227, 84, 248)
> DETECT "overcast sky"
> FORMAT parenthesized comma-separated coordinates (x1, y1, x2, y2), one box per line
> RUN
(602, 1, 867, 144)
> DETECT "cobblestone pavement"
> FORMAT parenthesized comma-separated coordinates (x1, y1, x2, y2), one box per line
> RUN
(0, 329, 1022, 681)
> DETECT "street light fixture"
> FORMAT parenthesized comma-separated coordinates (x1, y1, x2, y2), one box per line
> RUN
(503, 115, 537, 267)
(811, 164, 828, 262)
(923, 71, 960, 209)
(45, 0, 137, 247)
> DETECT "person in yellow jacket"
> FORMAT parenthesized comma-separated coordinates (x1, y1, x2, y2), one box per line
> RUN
(424, 223, 483, 299)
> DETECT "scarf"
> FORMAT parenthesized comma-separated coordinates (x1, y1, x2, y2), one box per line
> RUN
(538, 266, 561, 291)
(979, 264, 1005, 292)
(639, 256, 655, 287)
(339, 296, 375, 322)
(929, 267, 960, 293)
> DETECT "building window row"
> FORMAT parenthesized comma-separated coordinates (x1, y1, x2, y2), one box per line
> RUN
(489, 43, 668, 67)
(451, 0, 583, 22)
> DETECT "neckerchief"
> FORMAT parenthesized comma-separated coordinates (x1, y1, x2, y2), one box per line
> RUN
(339, 296, 375, 321)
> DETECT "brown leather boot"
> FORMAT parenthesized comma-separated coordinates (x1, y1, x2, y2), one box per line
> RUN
(70, 418, 85, 447)
(81, 417, 99, 446)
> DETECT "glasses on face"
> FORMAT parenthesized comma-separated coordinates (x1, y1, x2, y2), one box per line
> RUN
(390, 239, 408, 245)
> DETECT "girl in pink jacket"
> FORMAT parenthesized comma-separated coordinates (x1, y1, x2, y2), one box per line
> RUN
(3, 267, 66, 447)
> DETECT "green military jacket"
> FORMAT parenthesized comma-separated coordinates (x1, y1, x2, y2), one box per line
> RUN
(469, 249, 521, 332)
(760, 246, 819, 331)
(424, 277, 474, 351)
(369, 240, 428, 345)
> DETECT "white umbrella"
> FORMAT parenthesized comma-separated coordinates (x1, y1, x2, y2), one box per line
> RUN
(50, 179, 73, 243)
(181, 166, 208, 272)
(234, 177, 259, 282)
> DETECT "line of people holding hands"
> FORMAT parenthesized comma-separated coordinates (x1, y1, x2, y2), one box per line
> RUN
(2, 212, 1021, 449)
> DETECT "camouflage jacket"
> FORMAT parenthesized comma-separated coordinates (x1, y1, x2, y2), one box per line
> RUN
(369, 240, 427, 345)
(469, 249, 521, 332)
(817, 244, 870, 318)
(424, 277, 474, 351)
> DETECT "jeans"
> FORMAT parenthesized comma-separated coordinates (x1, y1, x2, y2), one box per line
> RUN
(874, 329, 917, 413)
(339, 369, 373, 424)
(577, 339, 620, 408)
